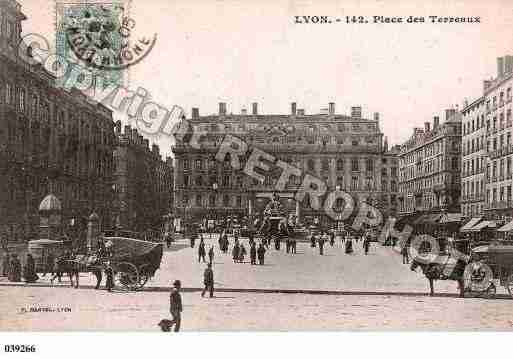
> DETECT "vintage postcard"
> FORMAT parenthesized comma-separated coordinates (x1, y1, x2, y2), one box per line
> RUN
(2, 0, 513, 346)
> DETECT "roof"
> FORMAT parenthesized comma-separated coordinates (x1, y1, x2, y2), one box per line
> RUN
(439, 213, 462, 224)
(460, 217, 482, 232)
(498, 220, 513, 232)
(469, 220, 496, 232)
(38, 194, 62, 212)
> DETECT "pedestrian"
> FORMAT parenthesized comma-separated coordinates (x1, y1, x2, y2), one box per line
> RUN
(257, 242, 266, 265)
(318, 233, 327, 255)
(165, 232, 172, 249)
(190, 232, 196, 248)
(23, 253, 39, 283)
(345, 237, 353, 254)
(50, 253, 65, 284)
(329, 231, 335, 247)
(291, 238, 297, 254)
(363, 236, 370, 255)
(201, 263, 214, 298)
(232, 241, 240, 263)
(285, 238, 290, 253)
(310, 232, 316, 248)
(8, 254, 21, 282)
(239, 243, 246, 263)
(105, 260, 115, 292)
(218, 231, 223, 250)
(250, 242, 257, 265)
(208, 246, 214, 265)
(198, 237, 206, 263)
(169, 280, 183, 332)
(2, 252, 9, 277)
(402, 244, 409, 264)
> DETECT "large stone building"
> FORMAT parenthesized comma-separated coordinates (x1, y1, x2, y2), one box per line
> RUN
(0, 0, 116, 244)
(483, 55, 513, 221)
(460, 96, 486, 218)
(172, 102, 399, 226)
(397, 109, 462, 218)
(113, 123, 173, 231)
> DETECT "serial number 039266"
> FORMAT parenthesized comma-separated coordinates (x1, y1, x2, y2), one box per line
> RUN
(4, 345, 36, 353)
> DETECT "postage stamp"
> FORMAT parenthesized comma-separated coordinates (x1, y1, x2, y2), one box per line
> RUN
(55, 0, 157, 87)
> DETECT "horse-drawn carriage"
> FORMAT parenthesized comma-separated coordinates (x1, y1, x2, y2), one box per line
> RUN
(59, 233, 163, 290)
(463, 243, 513, 299)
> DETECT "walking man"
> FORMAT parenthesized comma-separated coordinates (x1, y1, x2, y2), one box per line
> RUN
(318, 232, 327, 255)
(2, 252, 10, 277)
(208, 246, 214, 265)
(169, 280, 183, 332)
(402, 244, 410, 264)
(201, 263, 214, 298)
(257, 242, 266, 265)
(250, 242, 257, 264)
(198, 237, 206, 263)
(363, 235, 370, 255)
(291, 238, 297, 254)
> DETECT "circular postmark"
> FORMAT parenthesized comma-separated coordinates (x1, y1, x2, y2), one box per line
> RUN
(64, 5, 156, 71)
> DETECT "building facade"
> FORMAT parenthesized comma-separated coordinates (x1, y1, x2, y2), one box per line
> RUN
(483, 55, 513, 221)
(397, 110, 462, 217)
(172, 102, 399, 225)
(460, 97, 486, 218)
(113, 123, 173, 231)
(0, 0, 116, 244)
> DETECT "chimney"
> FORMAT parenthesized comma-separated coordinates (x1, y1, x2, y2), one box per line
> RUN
(241, 108, 247, 115)
(131, 129, 138, 143)
(252, 102, 258, 115)
(115, 120, 121, 134)
(143, 138, 149, 149)
(297, 109, 305, 116)
(383, 136, 388, 152)
(191, 107, 199, 119)
(445, 108, 456, 121)
(328, 102, 335, 115)
(433, 116, 440, 129)
(373, 112, 379, 121)
(219, 102, 226, 115)
(152, 144, 159, 154)
(124, 125, 131, 136)
(424, 122, 431, 132)
(351, 106, 362, 118)
(505, 55, 513, 75)
(498, 57, 505, 78)
(291, 102, 297, 116)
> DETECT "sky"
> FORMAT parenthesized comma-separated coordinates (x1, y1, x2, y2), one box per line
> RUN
(18, 0, 513, 157)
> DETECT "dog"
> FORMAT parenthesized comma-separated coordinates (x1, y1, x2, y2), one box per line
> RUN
(158, 319, 173, 332)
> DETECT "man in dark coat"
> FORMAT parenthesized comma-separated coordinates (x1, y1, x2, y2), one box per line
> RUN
(208, 246, 214, 265)
(198, 238, 206, 263)
(238, 243, 246, 263)
(250, 242, 257, 265)
(8, 254, 21, 282)
(329, 231, 335, 247)
(2, 252, 9, 277)
(169, 280, 183, 332)
(201, 263, 214, 298)
(23, 253, 39, 283)
(318, 233, 326, 255)
(363, 235, 371, 255)
(257, 243, 266, 265)
(291, 239, 297, 254)
(232, 241, 240, 263)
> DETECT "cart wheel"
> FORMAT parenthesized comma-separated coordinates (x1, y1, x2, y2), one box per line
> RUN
(506, 273, 513, 298)
(114, 262, 139, 291)
(136, 264, 151, 290)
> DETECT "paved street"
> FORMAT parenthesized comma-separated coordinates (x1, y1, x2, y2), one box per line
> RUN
(2, 285, 513, 331)
(2, 235, 512, 330)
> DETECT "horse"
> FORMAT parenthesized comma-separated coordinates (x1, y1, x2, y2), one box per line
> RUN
(410, 255, 467, 297)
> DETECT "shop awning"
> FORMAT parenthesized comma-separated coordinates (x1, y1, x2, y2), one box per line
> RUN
(498, 220, 513, 232)
(439, 213, 462, 224)
(469, 220, 496, 232)
(460, 217, 482, 232)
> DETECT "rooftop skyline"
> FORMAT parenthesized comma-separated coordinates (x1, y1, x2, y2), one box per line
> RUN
(17, 0, 513, 156)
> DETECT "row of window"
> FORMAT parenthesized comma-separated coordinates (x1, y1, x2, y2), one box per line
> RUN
(200, 122, 377, 133)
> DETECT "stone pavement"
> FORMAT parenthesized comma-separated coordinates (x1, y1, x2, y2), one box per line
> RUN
(3, 234, 501, 295)
(2, 285, 513, 331)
